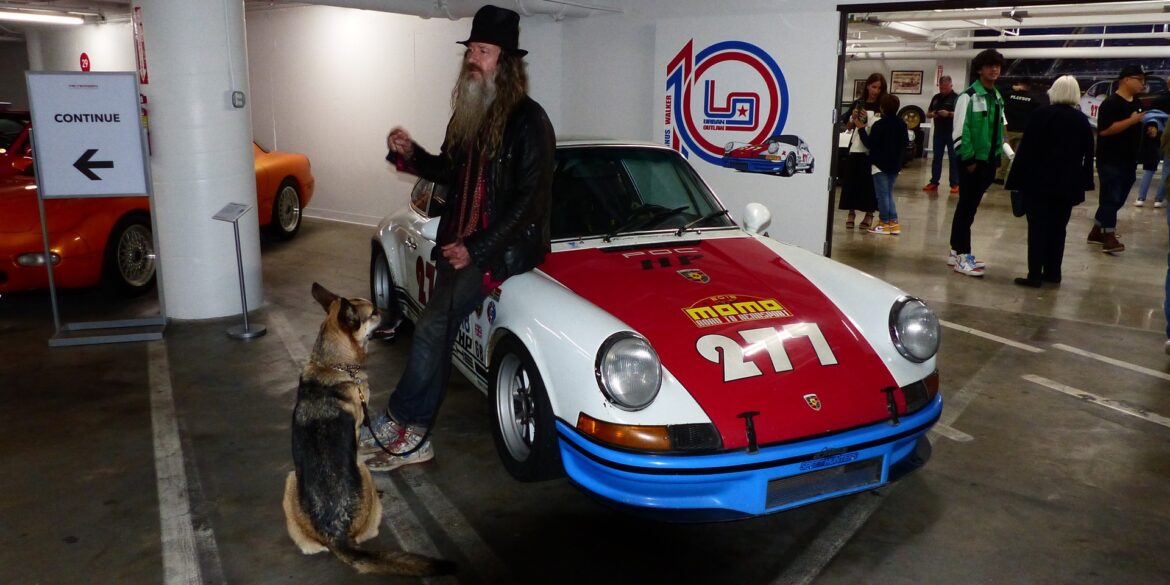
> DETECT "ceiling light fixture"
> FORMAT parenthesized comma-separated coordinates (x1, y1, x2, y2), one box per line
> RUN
(0, 11, 84, 25)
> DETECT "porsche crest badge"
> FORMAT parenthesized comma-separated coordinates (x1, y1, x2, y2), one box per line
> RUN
(678, 269, 710, 284)
(803, 393, 822, 411)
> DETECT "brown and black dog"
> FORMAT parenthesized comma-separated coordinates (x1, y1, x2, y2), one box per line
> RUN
(282, 282, 454, 576)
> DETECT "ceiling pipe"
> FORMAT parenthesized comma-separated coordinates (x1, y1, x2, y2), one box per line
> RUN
(848, 46, 1170, 60)
(859, 2, 1170, 23)
(849, 32, 1170, 46)
(282, 0, 620, 20)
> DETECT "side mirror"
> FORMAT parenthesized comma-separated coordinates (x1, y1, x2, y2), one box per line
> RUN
(421, 216, 440, 242)
(742, 203, 771, 235)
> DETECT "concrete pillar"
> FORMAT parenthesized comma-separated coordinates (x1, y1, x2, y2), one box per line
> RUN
(135, 0, 260, 319)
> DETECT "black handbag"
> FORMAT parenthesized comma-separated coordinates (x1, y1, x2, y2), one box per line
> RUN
(1010, 190, 1026, 218)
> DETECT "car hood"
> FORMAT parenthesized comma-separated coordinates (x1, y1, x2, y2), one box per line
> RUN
(539, 236, 899, 449)
(727, 144, 771, 159)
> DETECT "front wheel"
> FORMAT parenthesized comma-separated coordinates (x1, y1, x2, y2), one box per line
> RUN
(103, 212, 156, 297)
(489, 337, 562, 482)
(780, 153, 796, 177)
(267, 178, 302, 240)
(370, 247, 409, 339)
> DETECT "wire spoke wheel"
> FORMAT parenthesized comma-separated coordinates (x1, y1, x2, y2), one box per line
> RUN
(117, 223, 154, 287)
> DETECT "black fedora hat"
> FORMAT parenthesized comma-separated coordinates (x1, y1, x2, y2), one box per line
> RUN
(458, 5, 527, 56)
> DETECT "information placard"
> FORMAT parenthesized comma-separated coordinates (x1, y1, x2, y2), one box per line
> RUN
(26, 72, 148, 198)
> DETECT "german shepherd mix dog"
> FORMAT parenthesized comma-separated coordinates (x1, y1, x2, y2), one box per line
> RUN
(282, 283, 454, 576)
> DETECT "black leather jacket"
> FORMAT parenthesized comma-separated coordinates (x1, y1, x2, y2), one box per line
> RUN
(387, 97, 555, 281)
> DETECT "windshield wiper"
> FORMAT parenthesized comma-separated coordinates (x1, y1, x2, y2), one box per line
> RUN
(604, 206, 689, 242)
(675, 209, 731, 236)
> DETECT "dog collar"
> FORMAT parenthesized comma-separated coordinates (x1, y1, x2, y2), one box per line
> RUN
(329, 363, 365, 377)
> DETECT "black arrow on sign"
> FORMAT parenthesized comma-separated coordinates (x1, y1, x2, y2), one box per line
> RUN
(74, 149, 114, 180)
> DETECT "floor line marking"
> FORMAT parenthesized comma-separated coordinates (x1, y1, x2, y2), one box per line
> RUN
(1051, 343, 1170, 381)
(147, 341, 208, 585)
(376, 475, 458, 585)
(940, 320, 1044, 353)
(400, 466, 513, 584)
(1023, 374, 1170, 429)
(771, 371, 990, 585)
(929, 422, 974, 442)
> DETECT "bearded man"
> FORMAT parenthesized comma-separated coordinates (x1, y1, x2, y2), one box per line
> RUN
(360, 4, 555, 472)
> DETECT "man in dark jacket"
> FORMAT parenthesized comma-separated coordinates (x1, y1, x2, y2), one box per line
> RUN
(996, 77, 1048, 183)
(361, 4, 556, 471)
(1090, 64, 1147, 254)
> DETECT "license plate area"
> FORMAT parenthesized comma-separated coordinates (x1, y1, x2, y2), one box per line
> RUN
(765, 456, 883, 509)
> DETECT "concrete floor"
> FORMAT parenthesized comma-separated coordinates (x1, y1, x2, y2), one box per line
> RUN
(2, 161, 1169, 585)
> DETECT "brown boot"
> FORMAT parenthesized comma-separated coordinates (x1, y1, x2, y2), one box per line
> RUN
(1087, 225, 1104, 245)
(1102, 232, 1125, 254)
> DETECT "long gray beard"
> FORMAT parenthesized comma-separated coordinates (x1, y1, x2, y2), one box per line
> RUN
(448, 72, 496, 151)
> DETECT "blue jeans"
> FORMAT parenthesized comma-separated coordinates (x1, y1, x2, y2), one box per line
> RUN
(1165, 207, 1169, 339)
(387, 258, 489, 427)
(872, 170, 899, 223)
(1094, 161, 1137, 231)
(930, 127, 958, 187)
(1137, 166, 1166, 203)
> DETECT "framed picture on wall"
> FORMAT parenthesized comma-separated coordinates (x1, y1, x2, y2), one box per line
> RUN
(891, 70, 924, 95)
(853, 79, 866, 100)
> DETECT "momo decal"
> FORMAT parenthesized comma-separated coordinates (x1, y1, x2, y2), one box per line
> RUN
(665, 39, 789, 165)
(683, 294, 792, 328)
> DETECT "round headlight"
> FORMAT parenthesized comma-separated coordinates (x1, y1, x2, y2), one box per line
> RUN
(724, 141, 735, 153)
(595, 333, 662, 411)
(889, 296, 940, 362)
(767, 142, 780, 155)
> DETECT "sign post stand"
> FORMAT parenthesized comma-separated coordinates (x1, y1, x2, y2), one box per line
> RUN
(26, 71, 165, 347)
(213, 203, 265, 340)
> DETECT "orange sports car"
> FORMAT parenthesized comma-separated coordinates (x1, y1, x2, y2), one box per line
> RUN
(0, 112, 314, 295)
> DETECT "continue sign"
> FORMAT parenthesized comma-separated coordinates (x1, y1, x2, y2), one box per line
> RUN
(25, 72, 148, 198)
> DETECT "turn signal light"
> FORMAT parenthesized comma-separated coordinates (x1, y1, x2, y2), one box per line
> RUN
(577, 413, 671, 451)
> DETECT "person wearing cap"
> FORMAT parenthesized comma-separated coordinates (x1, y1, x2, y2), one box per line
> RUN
(360, 4, 555, 472)
(1088, 64, 1147, 254)
(996, 76, 1048, 184)
(947, 48, 1012, 277)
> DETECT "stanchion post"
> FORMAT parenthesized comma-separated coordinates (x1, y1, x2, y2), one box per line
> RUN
(214, 202, 265, 340)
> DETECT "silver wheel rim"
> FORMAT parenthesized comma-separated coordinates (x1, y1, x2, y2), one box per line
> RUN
(495, 353, 534, 462)
(118, 224, 155, 287)
(373, 254, 392, 311)
(276, 185, 301, 232)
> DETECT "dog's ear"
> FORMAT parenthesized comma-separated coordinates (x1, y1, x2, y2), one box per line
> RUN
(336, 298, 361, 333)
(311, 282, 339, 313)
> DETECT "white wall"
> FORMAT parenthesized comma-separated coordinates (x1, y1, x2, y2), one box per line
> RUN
(245, 5, 563, 226)
(844, 58, 970, 114)
(24, 23, 134, 72)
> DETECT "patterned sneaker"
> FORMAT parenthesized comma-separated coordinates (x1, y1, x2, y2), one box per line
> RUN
(364, 425, 434, 472)
(947, 249, 985, 268)
(867, 221, 901, 235)
(953, 253, 985, 277)
(886, 220, 901, 235)
(358, 411, 404, 455)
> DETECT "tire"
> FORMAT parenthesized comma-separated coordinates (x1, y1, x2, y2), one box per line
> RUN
(807, 160, 815, 174)
(780, 153, 796, 177)
(369, 247, 410, 337)
(267, 178, 302, 240)
(898, 105, 926, 131)
(489, 337, 562, 482)
(102, 212, 156, 297)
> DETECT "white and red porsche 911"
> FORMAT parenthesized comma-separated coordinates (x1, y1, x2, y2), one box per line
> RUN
(371, 141, 941, 521)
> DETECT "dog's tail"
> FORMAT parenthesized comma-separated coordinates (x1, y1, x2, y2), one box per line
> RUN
(329, 542, 456, 577)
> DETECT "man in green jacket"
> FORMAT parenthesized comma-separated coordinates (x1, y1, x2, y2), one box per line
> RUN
(948, 48, 1011, 277)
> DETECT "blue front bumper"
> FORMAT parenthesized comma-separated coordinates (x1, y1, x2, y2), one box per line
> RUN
(720, 157, 784, 173)
(557, 394, 942, 521)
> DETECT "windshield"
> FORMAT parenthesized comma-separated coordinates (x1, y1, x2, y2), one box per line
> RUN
(773, 135, 800, 147)
(549, 146, 734, 240)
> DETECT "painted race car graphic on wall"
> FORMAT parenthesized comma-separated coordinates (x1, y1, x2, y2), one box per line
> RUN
(371, 142, 941, 521)
(720, 134, 814, 176)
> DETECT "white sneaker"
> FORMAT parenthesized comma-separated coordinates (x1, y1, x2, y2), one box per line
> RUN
(1135, 199, 1145, 207)
(947, 250, 986, 269)
(1156, 201, 1165, 209)
(953, 253, 985, 277)
(364, 425, 434, 472)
